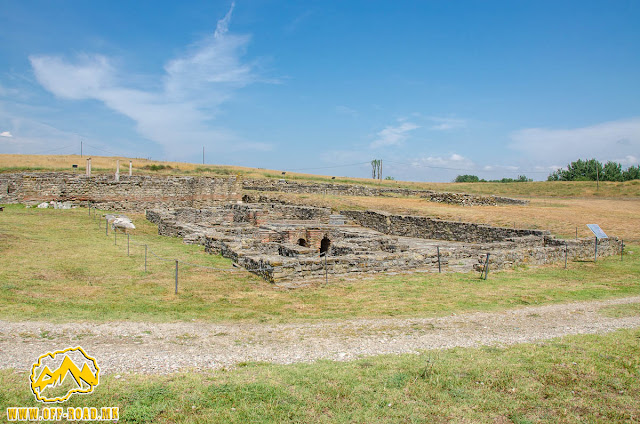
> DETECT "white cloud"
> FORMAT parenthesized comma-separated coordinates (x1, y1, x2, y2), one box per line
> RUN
(370, 122, 419, 148)
(408, 153, 474, 169)
(615, 155, 639, 166)
(509, 117, 640, 164)
(29, 3, 272, 157)
(427, 116, 466, 131)
(0, 131, 12, 137)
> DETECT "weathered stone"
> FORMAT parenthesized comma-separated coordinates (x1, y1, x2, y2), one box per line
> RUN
(146, 203, 622, 286)
(242, 178, 528, 206)
(0, 172, 241, 211)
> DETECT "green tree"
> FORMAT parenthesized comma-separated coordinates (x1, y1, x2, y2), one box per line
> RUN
(454, 174, 480, 183)
(602, 161, 623, 181)
(548, 159, 603, 181)
(623, 165, 640, 181)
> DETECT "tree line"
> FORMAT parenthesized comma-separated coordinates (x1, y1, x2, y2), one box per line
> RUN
(453, 159, 639, 183)
(454, 175, 532, 183)
(547, 159, 640, 181)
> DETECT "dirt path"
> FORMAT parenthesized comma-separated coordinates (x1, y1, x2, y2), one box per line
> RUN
(1, 296, 639, 375)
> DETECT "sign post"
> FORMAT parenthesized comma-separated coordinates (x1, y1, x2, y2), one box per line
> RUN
(586, 224, 608, 262)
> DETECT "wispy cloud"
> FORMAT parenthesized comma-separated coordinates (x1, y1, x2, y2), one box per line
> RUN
(370, 122, 419, 148)
(426, 116, 466, 131)
(29, 2, 272, 158)
(285, 10, 314, 34)
(0, 131, 12, 137)
(408, 153, 474, 169)
(509, 117, 640, 164)
(616, 155, 639, 166)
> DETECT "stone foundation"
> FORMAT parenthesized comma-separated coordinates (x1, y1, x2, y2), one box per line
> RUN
(341, 210, 548, 243)
(242, 178, 528, 206)
(0, 172, 241, 210)
(147, 203, 622, 286)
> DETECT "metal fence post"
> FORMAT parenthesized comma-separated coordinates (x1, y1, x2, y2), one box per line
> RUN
(483, 253, 490, 280)
(594, 237, 598, 262)
(175, 260, 179, 294)
(437, 246, 441, 273)
(323, 252, 328, 285)
(621, 239, 624, 261)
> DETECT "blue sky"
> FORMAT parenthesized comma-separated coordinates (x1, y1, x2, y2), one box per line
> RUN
(0, 1, 638, 181)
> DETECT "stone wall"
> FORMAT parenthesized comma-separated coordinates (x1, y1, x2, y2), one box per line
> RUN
(483, 237, 622, 271)
(341, 210, 548, 243)
(0, 172, 241, 210)
(148, 204, 622, 285)
(242, 178, 528, 206)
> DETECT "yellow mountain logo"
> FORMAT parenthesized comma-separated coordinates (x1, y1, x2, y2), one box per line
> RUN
(30, 346, 100, 403)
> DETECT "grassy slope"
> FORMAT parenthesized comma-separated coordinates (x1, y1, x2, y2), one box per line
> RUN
(2, 153, 640, 198)
(2, 329, 639, 423)
(0, 204, 638, 323)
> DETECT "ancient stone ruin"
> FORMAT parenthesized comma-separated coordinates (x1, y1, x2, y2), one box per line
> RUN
(146, 203, 621, 286)
(0, 171, 622, 286)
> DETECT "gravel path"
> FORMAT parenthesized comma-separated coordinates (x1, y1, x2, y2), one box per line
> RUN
(1, 296, 639, 375)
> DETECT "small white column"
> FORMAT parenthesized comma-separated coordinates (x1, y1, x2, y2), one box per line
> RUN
(115, 160, 120, 182)
(86, 158, 92, 176)
(129, 161, 132, 177)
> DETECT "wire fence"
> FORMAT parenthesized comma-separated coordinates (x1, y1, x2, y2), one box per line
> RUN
(87, 206, 277, 294)
(86, 205, 626, 289)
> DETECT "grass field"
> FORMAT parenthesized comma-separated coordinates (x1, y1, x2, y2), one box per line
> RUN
(2, 155, 640, 423)
(0, 204, 638, 323)
(2, 329, 638, 423)
(2, 153, 640, 198)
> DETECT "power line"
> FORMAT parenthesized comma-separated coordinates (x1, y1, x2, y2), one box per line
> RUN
(81, 142, 120, 156)
(31, 145, 76, 155)
(284, 161, 371, 171)
(384, 160, 553, 174)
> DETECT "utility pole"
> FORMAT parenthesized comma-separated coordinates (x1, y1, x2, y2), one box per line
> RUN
(202, 146, 205, 165)
(596, 165, 599, 190)
(81, 141, 83, 158)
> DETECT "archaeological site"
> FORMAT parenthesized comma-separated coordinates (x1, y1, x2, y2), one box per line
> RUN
(0, 171, 622, 286)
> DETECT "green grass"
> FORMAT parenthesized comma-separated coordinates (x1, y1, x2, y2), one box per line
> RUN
(1, 204, 639, 323)
(600, 303, 640, 318)
(1, 203, 639, 323)
(1, 329, 639, 423)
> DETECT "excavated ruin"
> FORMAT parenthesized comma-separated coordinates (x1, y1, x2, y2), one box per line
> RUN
(146, 202, 622, 286)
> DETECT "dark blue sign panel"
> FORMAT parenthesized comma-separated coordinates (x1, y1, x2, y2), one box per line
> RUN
(587, 224, 608, 239)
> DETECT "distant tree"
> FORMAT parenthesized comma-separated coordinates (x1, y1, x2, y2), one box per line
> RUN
(548, 159, 603, 181)
(623, 165, 640, 181)
(454, 174, 480, 183)
(548, 159, 640, 181)
(371, 159, 382, 180)
(494, 175, 532, 183)
(384, 176, 395, 180)
(602, 161, 623, 181)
